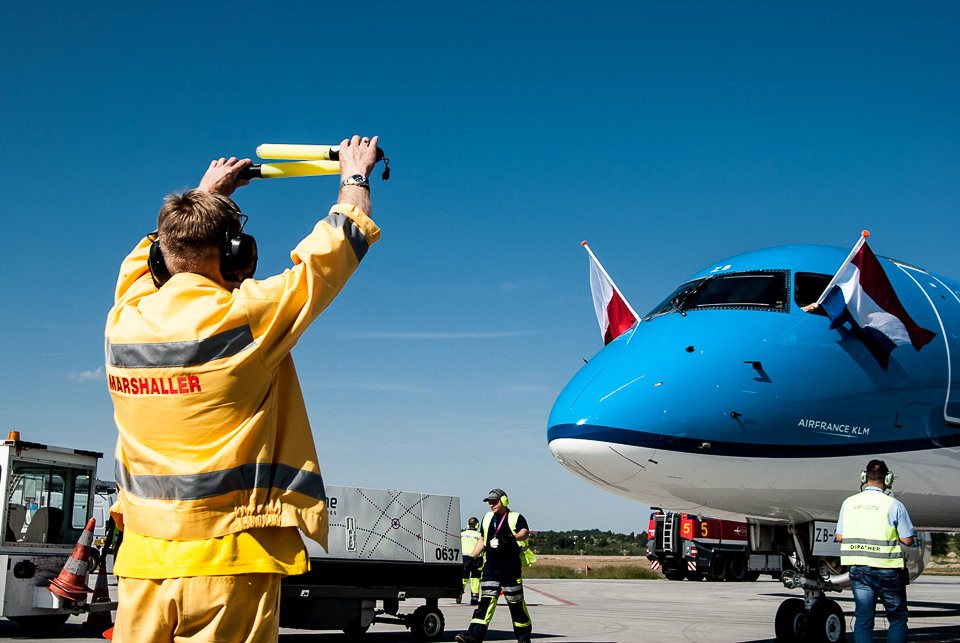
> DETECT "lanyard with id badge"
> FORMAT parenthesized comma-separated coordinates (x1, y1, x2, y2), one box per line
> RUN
(489, 513, 509, 549)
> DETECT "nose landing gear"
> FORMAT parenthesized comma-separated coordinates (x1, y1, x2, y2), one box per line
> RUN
(775, 593, 845, 643)
(773, 524, 848, 642)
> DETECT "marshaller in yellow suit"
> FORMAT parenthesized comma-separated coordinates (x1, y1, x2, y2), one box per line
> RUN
(106, 201, 379, 641)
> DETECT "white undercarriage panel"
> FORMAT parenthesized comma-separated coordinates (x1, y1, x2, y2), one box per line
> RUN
(549, 437, 960, 529)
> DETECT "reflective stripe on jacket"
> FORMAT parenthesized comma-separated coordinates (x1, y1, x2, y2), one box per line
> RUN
(839, 489, 904, 568)
(107, 203, 379, 546)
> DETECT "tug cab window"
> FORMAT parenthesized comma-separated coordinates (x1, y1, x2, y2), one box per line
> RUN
(5, 462, 93, 545)
(646, 271, 788, 319)
(793, 272, 832, 316)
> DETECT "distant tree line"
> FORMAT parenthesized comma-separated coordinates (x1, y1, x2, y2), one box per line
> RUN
(529, 529, 649, 555)
(931, 533, 959, 556)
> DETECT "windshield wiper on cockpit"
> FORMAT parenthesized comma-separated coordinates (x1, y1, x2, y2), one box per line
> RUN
(673, 276, 714, 316)
(644, 276, 715, 321)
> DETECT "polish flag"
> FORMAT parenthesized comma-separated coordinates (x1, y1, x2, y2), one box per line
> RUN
(582, 241, 639, 344)
(817, 231, 936, 367)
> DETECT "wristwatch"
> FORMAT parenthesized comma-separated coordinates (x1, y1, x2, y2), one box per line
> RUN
(340, 174, 370, 189)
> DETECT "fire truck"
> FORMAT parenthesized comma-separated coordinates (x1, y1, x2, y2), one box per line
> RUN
(646, 509, 785, 581)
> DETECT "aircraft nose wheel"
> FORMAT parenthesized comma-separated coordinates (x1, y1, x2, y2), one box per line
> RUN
(809, 600, 846, 643)
(774, 598, 846, 643)
(774, 598, 808, 641)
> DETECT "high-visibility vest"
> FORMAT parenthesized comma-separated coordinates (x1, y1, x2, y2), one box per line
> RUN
(839, 489, 904, 568)
(481, 510, 537, 567)
(461, 528, 482, 555)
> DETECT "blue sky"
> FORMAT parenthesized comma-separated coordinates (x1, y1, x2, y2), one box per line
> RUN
(1, 2, 957, 533)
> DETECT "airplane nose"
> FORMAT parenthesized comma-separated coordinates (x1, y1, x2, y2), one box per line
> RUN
(545, 315, 778, 507)
(548, 322, 714, 443)
(546, 313, 787, 479)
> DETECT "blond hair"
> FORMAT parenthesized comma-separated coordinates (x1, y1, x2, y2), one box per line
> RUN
(157, 190, 241, 274)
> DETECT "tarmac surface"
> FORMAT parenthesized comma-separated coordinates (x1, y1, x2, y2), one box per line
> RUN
(1, 576, 959, 642)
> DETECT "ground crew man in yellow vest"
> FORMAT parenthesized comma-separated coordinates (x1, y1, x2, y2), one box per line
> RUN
(106, 136, 382, 641)
(456, 488, 534, 643)
(460, 517, 483, 605)
(836, 460, 916, 643)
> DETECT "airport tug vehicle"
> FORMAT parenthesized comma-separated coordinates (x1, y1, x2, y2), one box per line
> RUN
(0, 432, 116, 634)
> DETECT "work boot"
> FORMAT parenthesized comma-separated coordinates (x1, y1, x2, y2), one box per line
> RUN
(470, 593, 479, 605)
(455, 634, 479, 643)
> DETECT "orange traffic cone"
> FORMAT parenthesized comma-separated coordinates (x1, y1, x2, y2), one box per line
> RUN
(102, 626, 114, 640)
(83, 562, 113, 629)
(49, 517, 96, 601)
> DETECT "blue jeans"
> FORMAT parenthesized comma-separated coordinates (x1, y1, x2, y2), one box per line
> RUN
(848, 565, 908, 643)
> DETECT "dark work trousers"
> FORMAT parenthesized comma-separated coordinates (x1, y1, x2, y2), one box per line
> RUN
(467, 565, 531, 643)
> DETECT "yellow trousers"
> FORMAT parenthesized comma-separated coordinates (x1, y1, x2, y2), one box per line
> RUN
(114, 574, 280, 642)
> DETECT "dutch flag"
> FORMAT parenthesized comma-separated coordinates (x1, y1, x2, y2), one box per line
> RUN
(818, 233, 936, 368)
(582, 241, 639, 345)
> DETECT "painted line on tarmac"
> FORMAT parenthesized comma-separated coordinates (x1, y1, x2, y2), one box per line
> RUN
(524, 583, 577, 606)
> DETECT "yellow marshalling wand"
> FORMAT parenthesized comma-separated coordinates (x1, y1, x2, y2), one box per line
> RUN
(239, 143, 389, 180)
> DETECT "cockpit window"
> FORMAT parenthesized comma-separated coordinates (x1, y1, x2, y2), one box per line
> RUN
(793, 272, 831, 316)
(646, 270, 788, 319)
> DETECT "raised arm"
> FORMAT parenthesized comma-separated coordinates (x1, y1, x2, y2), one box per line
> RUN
(336, 135, 380, 216)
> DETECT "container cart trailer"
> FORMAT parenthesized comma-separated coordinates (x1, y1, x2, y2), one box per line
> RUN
(280, 485, 462, 640)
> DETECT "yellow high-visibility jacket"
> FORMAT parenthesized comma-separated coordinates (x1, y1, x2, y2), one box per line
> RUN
(105, 203, 379, 548)
(839, 489, 904, 568)
(461, 528, 482, 556)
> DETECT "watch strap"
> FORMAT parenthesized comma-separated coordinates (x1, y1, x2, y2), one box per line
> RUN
(341, 174, 370, 189)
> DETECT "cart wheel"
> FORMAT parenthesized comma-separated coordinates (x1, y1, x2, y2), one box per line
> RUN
(410, 605, 445, 641)
(88, 548, 101, 573)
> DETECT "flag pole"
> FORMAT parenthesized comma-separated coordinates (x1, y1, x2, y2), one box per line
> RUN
(815, 230, 871, 305)
(581, 241, 640, 320)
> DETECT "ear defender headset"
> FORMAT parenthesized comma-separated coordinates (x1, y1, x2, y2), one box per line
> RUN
(148, 207, 258, 288)
(500, 493, 510, 508)
(147, 232, 171, 287)
(860, 460, 895, 489)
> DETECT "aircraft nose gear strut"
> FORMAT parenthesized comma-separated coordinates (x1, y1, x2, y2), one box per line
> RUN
(774, 526, 847, 642)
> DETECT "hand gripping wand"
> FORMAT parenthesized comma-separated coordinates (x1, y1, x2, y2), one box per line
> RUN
(238, 143, 390, 181)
